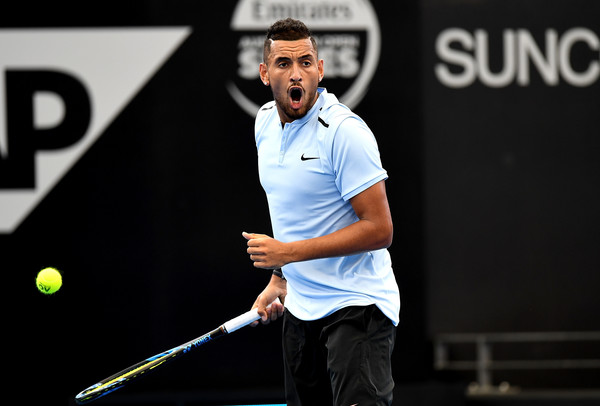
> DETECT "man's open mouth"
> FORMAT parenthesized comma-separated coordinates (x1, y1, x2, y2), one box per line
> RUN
(290, 87, 303, 108)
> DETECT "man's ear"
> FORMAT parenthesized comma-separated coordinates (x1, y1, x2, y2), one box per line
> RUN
(259, 63, 270, 86)
(318, 59, 324, 82)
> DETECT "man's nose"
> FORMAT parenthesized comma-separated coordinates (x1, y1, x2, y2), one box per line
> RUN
(290, 63, 302, 82)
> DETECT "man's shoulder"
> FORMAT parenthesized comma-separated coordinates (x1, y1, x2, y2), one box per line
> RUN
(255, 100, 277, 131)
(258, 100, 276, 112)
(318, 93, 358, 128)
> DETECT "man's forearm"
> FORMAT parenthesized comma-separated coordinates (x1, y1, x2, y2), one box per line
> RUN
(285, 217, 392, 264)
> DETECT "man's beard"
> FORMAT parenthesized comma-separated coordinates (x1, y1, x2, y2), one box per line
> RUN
(274, 90, 314, 122)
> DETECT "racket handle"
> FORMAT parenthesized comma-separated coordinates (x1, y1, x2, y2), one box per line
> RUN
(223, 298, 281, 333)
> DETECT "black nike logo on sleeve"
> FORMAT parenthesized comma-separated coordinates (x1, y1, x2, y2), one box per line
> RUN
(301, 154, 320, 161)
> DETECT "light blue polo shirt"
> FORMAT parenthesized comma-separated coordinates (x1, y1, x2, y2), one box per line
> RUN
(254, 88, 400, 326)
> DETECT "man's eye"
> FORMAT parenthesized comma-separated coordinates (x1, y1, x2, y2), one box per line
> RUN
(303, 61, 311, 66)
(278, 62, 288, 68)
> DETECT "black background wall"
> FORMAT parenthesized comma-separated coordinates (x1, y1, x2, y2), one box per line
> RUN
(1, 1, 598, 405)
(423, 0, 600, 336)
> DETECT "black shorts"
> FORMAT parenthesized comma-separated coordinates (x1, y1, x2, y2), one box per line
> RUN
(282, 304, 397, 406)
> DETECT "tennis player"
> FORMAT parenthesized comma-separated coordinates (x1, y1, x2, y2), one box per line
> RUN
(243, 18, 400, 406)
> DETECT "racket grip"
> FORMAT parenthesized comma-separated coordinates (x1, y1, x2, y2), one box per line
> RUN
(223, 298, 281, 333)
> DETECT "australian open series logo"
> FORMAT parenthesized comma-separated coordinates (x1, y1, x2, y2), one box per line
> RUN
(227, 0, 381, 116)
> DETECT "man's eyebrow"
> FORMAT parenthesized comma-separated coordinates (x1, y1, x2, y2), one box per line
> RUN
(275, 54, 314, 62)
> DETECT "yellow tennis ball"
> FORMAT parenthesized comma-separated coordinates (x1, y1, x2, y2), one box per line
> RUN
(36, 267, 62, 294)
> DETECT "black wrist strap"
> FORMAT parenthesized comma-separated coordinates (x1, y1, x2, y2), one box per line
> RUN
(272, 268, 285, 280)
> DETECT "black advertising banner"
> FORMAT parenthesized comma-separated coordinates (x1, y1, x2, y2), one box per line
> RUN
(423, 0, 600, 335)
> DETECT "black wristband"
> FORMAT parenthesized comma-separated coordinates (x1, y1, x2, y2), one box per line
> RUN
(272, 268, 285, 280)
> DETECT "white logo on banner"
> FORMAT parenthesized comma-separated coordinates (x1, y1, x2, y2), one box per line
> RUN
(0, 28, 191, 233)
(227, 0, 381, 116)
(435, 27, 600, 88)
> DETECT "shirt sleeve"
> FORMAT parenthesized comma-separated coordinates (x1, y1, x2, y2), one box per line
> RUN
(331, 116, 388, 201)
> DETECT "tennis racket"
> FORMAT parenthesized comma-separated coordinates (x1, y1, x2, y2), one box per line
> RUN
(75, 299, 280, 404)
